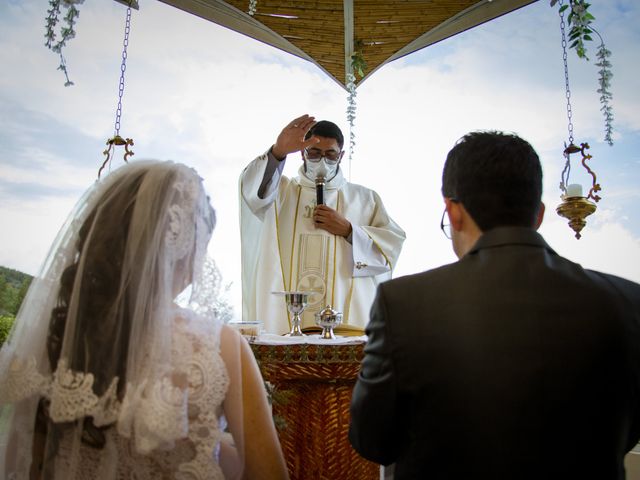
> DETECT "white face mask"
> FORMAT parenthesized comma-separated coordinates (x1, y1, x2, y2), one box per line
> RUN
(305, 159, 338, 181)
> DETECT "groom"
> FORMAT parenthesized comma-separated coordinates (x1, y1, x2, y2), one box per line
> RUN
(349, 131, 640, 479)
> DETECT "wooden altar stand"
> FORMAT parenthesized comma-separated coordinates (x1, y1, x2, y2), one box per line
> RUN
(250, 340, 379, 480)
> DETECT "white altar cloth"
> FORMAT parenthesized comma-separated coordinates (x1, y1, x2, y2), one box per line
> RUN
(252, 333, 367, 346)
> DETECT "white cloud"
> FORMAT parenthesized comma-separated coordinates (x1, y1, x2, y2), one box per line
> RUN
(0, 196, 76, 275)
(541, 214, 640, 284)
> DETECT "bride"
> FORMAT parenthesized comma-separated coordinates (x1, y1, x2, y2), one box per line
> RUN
(0, 160, 288, 479)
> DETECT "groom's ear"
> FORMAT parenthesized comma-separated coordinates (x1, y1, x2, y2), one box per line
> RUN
(534, 202, 545, 230)
(445, 198, 463, 232)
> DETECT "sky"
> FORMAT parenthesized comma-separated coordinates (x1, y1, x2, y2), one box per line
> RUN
(1, 0, 639, 320)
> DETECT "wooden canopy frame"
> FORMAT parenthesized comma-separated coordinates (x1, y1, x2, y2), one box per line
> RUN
(156, 0, 537, 89)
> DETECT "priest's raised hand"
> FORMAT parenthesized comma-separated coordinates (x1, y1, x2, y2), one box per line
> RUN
(271, 114, 319, 160)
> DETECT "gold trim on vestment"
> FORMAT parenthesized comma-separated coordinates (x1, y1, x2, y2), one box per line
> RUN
(288, 186, 302, 292)
(275, 183, 359, 331)
(275, 185, 302, 330)
(330, 194, 340, 308)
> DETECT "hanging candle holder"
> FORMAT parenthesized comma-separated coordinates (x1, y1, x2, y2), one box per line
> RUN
(556, 142, 601, 239)
(99, 135, 135, 178)
(554, 1, 602, 239)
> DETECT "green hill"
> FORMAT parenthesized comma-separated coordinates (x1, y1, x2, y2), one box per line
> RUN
(0, 266, 33, 316)
(0, 265, 33, 286)
(0, 266, 32, 346)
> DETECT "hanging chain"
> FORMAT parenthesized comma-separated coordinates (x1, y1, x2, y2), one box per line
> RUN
(114, 6, 132, 137)
(559, 1, 574, 145)
(99, 5, 134, 179)
(558, 0, 574, 192)
(555, 1, 601, 237)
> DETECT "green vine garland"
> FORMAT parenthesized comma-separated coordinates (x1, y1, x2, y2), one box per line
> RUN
(551, 0, 614, 145)
(595, 38, 613, 145)
(45, 0, 84, 86)
(248, 0, 257, 16)
(350, 40, 367, 79)
(554, 0, 594, 59)
(344, 40, 367, 176)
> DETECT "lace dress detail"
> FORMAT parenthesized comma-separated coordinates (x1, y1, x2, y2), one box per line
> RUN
(0, 356, 50, 403)
(49, 359, 121, 425)
(1, 308, 230, 480)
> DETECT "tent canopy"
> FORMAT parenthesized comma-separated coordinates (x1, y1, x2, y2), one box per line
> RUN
(156, 0, 537, 89)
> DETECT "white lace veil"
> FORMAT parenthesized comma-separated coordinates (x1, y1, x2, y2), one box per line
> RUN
(0, 160, 242, 478)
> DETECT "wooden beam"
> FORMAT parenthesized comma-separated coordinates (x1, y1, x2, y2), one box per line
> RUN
(343, 0, 354, 85)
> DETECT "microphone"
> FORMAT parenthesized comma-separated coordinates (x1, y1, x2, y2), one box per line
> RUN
(315, 176, 325, 205)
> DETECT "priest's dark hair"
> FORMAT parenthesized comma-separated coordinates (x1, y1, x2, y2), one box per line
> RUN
(305, 120, 344, 150)
(441, 131, 543, 231)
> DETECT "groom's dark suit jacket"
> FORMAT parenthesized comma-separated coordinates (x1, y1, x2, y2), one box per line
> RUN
(349, 227, 640, 479)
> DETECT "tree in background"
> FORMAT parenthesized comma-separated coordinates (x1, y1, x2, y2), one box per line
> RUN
(13, 278, 32, 315)
(0, 267, 33, 346)
(0, 268, 33, 314)
(0, 274, 14, 316)
(0, 315, 13, 347)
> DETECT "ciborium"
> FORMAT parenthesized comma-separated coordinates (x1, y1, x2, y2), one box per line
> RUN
(273, 291, 310, 336)
(315, 305, 343, 340)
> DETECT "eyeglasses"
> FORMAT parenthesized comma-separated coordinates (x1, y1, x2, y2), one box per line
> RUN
(304, 148, 342, 164)
(440, 207, 452, 239)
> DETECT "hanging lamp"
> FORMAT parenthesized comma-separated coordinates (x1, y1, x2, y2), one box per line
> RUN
(554, 0, 601, 239)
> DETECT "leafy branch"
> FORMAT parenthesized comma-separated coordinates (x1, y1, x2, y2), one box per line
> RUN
(44, 0, 85, 86)
(346, 73, 357, 175)
(344, 39, 367, 174)
(264, 381, 292, 431)
(248, 0, 257, 16)
(350, 39, 367, 79)
(594, 36, 613, 145)
(551, 0, 614, 145)
(551, 0, 595, 59)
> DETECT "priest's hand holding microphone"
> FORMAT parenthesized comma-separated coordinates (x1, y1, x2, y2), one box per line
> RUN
(272, 114, 352, 239)
(313, 204, 352, 238)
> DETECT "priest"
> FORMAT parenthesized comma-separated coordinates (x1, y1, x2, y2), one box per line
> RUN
(240, 114, 405, 334)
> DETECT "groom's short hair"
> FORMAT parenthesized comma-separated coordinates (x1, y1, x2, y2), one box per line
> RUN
(441, 131, 543, 231)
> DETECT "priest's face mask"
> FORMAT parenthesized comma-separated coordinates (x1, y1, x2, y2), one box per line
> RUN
(302, 136, 343, 182)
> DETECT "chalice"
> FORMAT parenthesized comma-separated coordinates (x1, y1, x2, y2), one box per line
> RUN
(273, 291, 310, 336)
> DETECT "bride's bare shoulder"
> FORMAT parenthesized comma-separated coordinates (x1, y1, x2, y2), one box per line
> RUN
(220, 323, 242, 342)
(219, 324, 243, 356)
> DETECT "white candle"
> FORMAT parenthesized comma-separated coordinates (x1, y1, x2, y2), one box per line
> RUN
(566, 183, 583, 197)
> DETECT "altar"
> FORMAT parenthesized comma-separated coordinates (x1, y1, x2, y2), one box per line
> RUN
(249, 335, 379, 480)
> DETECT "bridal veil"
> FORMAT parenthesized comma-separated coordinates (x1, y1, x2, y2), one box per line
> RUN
(0, 160, 245, 479)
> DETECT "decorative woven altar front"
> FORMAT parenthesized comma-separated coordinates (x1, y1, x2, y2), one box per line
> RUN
(250, 339, 379, 480)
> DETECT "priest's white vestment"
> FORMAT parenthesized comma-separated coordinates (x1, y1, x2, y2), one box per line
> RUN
(240, 152, 406, 334)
